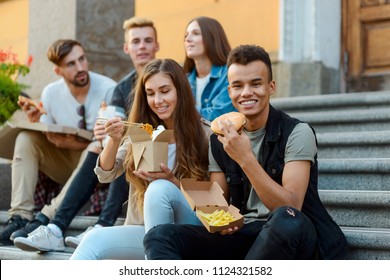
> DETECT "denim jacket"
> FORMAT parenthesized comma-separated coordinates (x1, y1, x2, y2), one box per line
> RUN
(210, 105, 348, 260)
(187, 64, 236, 121)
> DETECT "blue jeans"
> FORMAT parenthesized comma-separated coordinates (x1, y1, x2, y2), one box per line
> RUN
(144, 206, 318, 260)
(143, 179, 202, 232)
(51, 151, 128, 233)
(70, 225, 146, 260)
(96, 173, 128, 227)
(70, 179, 200, 260)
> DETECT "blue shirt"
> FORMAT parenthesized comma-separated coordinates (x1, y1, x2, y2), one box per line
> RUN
(187, 64, 236, 121)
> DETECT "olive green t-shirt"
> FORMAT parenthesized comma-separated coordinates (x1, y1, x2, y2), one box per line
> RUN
(208, 123, 317, 222)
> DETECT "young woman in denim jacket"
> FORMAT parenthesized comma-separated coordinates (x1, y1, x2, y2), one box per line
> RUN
(184, 16, 235, 121)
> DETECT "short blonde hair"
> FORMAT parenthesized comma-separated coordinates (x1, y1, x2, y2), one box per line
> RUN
(123, 17, 157, 42)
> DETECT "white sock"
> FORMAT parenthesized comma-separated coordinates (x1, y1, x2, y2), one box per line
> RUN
(93, 224, 103, 228)
(47, 224, 63, 237)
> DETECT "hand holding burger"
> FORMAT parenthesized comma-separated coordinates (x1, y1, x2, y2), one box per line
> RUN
(210, 112, 246, 136)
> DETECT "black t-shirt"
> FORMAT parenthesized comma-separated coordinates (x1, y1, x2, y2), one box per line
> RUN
(109, 70, 137, 117)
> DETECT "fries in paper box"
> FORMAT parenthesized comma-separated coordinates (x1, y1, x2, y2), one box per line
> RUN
(127, 125, 173, 172)
(180, 178, 244, 233)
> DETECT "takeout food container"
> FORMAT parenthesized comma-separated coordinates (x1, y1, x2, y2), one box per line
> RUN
(127, 126, 173, 172)
(180, 178, 244, 233)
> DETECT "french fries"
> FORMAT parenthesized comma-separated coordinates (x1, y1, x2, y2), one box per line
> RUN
(198, 209, 237, 226)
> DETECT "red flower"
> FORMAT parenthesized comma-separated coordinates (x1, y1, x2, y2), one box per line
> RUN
(26, 55, 33, 67)
(0, 49, 33, 79)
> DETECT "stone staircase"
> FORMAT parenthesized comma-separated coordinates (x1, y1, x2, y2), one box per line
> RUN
(0, 210, 124, 260)
(0, 158, 125, 260)
(1, 90, 390, 259)
(271, 90, 390, 260)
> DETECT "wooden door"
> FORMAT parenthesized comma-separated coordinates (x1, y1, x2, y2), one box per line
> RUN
(342, 0, 390, 92)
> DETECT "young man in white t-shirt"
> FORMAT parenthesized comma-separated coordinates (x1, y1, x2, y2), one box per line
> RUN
(0, 39, 116, 245)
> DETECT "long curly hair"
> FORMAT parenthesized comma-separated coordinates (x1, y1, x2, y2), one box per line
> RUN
(183, 16, 231, 73)
(123, 59, 209, 213)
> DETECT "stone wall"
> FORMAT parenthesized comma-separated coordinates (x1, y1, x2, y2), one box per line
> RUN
(21, 0, 135, 99)
(1, 0, 136, 209)
(273, 62, 340, 98)
(0, 161, 11, 210)
(76, 0, 135, 82)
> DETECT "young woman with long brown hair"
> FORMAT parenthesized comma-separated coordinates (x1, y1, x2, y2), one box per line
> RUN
(184, 16, 235, 121)
(70, 58, 209, 259)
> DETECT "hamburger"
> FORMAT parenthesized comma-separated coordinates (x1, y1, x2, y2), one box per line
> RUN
(210, 112, 246, 136)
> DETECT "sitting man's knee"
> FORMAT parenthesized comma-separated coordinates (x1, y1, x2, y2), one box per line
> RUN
(86, 140, 103, 154)
(268, 206, 310, 235)
(144, 224, 173, 246)
(15, 131, 41, 149)
(88, 145, 102, 154)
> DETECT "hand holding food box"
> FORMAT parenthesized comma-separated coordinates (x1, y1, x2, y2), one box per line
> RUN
(127, 125, 173, 172)
(180, 178, 244, 233)
(197, 209, 237, 226)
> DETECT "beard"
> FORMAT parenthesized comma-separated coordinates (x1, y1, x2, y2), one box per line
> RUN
(71, 71, 90, 87)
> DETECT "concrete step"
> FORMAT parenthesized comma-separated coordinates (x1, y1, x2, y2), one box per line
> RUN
(317, 130, 390, 159)
(271, 91, 390, 113)
(271, 91, 390, 133)
(342, 227, 390, 260)
(0, 211, 125, 236)
(318, 158, 390, 191)
(1, 223, 388, 259)
(287, 108, 390, 133)
(319, 190, 390, 228)
(0, 161, 11, 211)
(0, 210, 125, 260)
(0, 245, 73, 260)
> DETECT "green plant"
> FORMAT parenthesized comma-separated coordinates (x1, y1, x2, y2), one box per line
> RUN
(0, 49, 32, 124)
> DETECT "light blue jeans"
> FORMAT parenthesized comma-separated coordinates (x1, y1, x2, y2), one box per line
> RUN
(69, 225, 145, 260)
(70, 179, 201, 260)
(144, 179, 202, 232)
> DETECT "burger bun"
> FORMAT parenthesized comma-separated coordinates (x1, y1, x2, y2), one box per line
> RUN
(210, 112, 246, 136)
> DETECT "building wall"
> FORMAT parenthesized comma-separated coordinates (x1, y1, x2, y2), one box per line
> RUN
(1, 0, 279, 98)
(1, 0, 135, 98)
(277, 0, 342, 97)
(0, 0, 29, 61)
(24, 0, 77, 98)
(0, 0, 280, 65)
(136, 0, 280, 63)
(1, 0, 346, 99)
(76, 0, 135, 82)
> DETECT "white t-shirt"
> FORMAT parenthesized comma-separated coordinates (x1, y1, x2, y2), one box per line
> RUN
(40, 71, 116, 130)
(195, 74, 210, 110)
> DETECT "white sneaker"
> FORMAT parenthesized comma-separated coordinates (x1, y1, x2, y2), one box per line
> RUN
(65, 226, 94, 248)
(13, 225, 65, 252)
